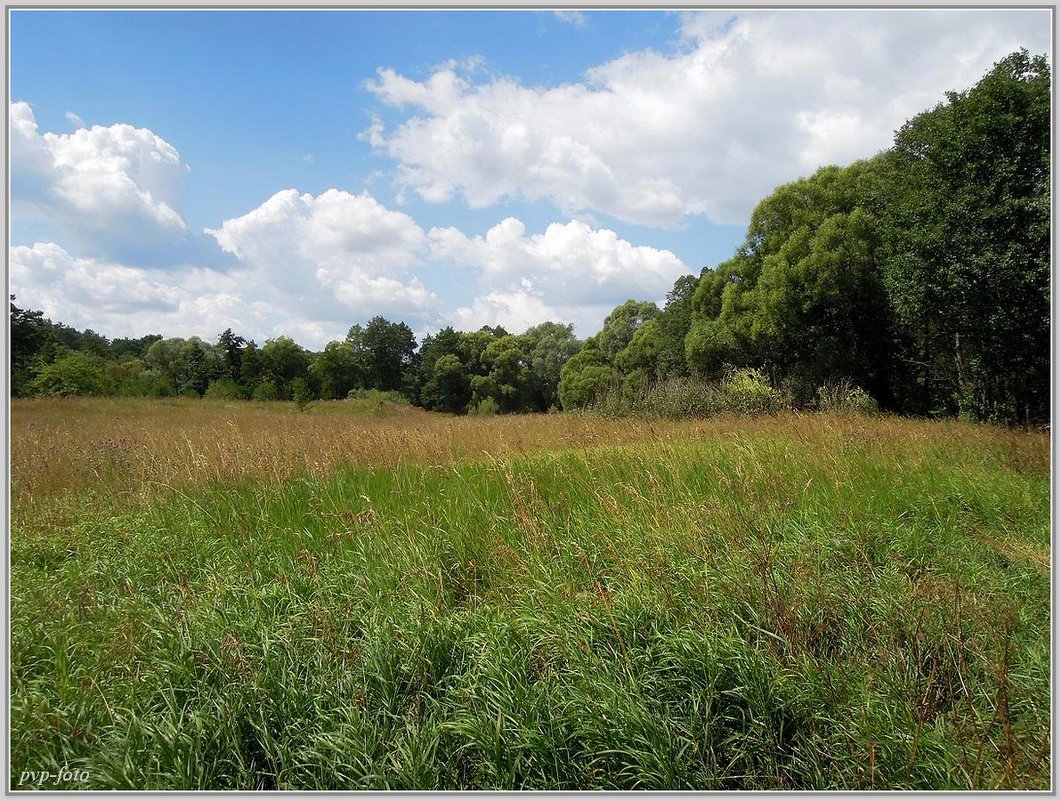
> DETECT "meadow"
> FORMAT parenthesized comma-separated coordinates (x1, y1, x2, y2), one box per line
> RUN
(9, 397, 1051, 789)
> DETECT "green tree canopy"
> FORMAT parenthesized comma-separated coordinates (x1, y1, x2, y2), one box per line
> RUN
(311, 341, 365, 400)
(420, 354, 472, 414)
(33, 350, 108, 397)
(596, 300, 661, 364)
(347, 317, 418, 393)
(877, 49, 1050, 421)
(558, 336, 615, 410)
(260, 336, 311, 399)
(518, 321, 582, 410)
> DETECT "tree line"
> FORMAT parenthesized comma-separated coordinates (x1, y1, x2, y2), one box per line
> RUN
(10, 305, 583, 415)
(10, 52, 1048, 423)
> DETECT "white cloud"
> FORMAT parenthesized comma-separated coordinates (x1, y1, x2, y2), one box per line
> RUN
(11, 204, 689, 346)
(10, 102, 193, 262)
(206, 188, 437, 332)
(450, 289, 613, 337)
(9, 242, 253, 338)
(428, 217, 687, 335)
(10, 240, 393, 349)
(554, 10, 585, 28)
(64, 111, 84, 128)
(365, 9, 1049, 226)
(206, 191, 679, 341)
(12, 242, 181, 315)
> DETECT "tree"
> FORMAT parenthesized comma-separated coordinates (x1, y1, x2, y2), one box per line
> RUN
(596, 300, 661, 364)
(145, 338, 185, 394)
(110, 334, 162, 362)
(311, 341, 364, 400)
(653, 273, 700, 378)
(216, 329, 247, 382)
(239, 342, 264, 398)
(558, 336, 615, 410)
(414, 326, 464, 405)
(518, 321, 582, 410)
(457, 329, 503, 378)
(176, 337, 220, 397)
(347, 317, 417, 392)
(749, 205, 895, 403)
(291, 377, 312, 412)
(615, 318, 665, 377)
(10, 297, 56, 396)
(683, 162, 897, 402)
(470, 335, 533, 413)
(260, 336, 311, 399)
(420, 354, 472, 414)
(877, 50, 1050, 422)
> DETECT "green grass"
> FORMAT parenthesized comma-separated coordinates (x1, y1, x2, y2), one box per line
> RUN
(10, 417, 1050, 789)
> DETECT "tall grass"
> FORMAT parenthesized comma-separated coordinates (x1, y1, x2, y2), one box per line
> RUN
(9, 400, 1049, 789)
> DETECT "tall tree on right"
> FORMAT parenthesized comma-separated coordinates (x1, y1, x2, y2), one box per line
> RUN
(876, 50, 1050, 423)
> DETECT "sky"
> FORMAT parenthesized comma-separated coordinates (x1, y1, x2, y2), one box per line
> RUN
(9, 8, 1051, 349)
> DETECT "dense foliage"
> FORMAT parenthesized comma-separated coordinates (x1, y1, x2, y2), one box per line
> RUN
(9, 53, 1048, 423)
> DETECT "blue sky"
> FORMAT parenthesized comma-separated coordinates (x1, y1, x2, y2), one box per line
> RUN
(9, 8, 1051, 348)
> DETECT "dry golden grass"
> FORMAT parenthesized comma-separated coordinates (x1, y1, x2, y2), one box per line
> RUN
(11, 395, 1048, 511)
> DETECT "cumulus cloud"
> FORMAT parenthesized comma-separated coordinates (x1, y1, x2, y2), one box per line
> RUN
(9, 242, 258, 339)
(10, 101, 196, 264)
(206, 188, 437, 329)
(450, 289, 613, 337)
(205, 192, 684, 339)
(365, 9, 1049, 226)
(12, 201, 691, 346)
(10, 240, 403, 349)
(428, 217, 688, 335)
(429, 217, 687, 308)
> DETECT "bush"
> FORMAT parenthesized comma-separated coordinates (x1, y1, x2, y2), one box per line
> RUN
(817, 379, 880, 416)
(346, 388, 409, 416)
(346, 388, 407, 404)
(32, 351, 107, 397)
(585, 370, 783, 419)
(470, 397, 500, 417)
(205, 378, 243, 400)
(291, 378, 312, 412)
(585, 376, 723, 419)
(719, 368, 782, 414)
(644, 377, 722, 418)
(252, 379, 280, 402)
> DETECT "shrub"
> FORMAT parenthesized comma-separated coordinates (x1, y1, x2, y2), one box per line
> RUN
(291, 378, 312, 412)
(470, 397, 500, 417)
(252, 379, 280, 402)
(346, 388, 409, 415)
(205, 378, 243, 400)
(346, 388, 407, 404)
(586, 376, 724, 419)
(817, 379, 880, 416)
(32, 351, 107, 397)
(719, 367, 782, 414)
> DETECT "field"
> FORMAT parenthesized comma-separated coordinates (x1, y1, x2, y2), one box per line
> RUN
(9, 397, 1052, 790)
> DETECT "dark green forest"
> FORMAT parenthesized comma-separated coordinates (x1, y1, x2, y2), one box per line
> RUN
(10, 52, 1050, 424)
